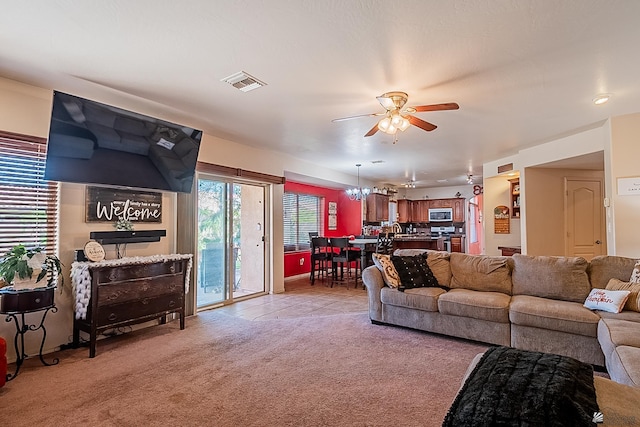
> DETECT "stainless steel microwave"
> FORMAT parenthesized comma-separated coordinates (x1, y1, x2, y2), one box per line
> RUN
(428, 208, 453, 222)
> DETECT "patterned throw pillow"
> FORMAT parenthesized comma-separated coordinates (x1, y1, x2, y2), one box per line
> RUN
(583, 288, 631, 313)
(630, 260, 640, 284)
(390, 254, 440, 290)
(606, 278, 640, 312)
(371, 253, 400, 288)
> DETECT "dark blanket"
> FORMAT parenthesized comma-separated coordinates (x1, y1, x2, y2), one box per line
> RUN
(443, 346, 599, 427)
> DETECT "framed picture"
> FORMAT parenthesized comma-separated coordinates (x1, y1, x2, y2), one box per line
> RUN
(328, 214, 337, 230)
(328, 201, 337, 214)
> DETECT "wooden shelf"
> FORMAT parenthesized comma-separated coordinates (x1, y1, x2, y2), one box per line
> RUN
(508, 178, 520, 218)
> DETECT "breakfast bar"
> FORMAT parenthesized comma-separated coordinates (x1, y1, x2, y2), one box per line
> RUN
(392, 235, 445, 251)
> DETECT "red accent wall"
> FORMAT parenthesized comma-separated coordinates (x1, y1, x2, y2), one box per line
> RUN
(284, 181, 362, 277)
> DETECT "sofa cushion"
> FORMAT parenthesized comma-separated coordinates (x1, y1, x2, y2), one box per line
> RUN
(607, 346, 640, 387)
(380, 286, 445, 312)
(583, 288, 630, 313)
(509, 295, 600, 337)
(597, 310, 640, 323)
(426, 251, 451, 288)
(512, 254, 590, 303)
(391, 254, 440, 290)
(449, 253, 512, 294)
(438, 289, 511, 323)
(631, 260, 640, 283)
(371, 253, 400, 288)
(588, 255, 638, 289)
(597, 318, 640, 361)
(606, 278, 640, 312)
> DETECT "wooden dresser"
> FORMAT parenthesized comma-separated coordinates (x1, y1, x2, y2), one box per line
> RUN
(72, 255, 191, 357)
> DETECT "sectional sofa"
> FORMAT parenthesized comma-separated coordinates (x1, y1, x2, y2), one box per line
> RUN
(362, 250, 640, 388)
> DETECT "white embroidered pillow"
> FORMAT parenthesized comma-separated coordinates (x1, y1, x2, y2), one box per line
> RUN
(372, 253, 400, 288)
(583, 288, 631, 313)
(630, 260, 640, 283)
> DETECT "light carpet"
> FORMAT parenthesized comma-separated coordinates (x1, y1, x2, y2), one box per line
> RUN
(1, 311, 489, 426)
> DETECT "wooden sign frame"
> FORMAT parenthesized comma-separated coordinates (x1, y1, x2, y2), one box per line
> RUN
(86, 186, 162, 223)
(493, 205, 510, 234)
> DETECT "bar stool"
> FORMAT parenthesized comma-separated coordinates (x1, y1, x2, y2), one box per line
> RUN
(310, 237, 330, 284)
(330, 237, 361, 289)
(376, 232, 395, 255)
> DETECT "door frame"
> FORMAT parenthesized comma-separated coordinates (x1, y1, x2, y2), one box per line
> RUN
(194, 173, 271, 310)
(563, 176, 606, 259)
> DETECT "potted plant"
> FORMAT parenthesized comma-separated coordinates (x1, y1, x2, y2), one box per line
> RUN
(0, 244, 63, 291)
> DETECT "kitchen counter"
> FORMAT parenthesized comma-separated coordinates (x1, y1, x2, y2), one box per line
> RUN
(393, 236, 445, 251)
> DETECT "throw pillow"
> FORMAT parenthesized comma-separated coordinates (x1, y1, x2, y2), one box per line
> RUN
(390, 254, 440, 290)
(630, 260, 640, 283)
(583, 288, 631, 313)
(606, 278, 640, 312)
(371, 253, 400, 288)
(426, 251, 451, 287)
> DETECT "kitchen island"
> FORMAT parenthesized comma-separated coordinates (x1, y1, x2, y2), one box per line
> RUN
(393, 235, 445, 251)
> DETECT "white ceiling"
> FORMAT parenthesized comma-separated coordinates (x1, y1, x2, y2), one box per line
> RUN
(1, 1, 639, 188)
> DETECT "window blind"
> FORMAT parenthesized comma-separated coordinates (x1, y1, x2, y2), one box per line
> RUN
(0, 132, 59, 257)
(283, 192, 322, 252)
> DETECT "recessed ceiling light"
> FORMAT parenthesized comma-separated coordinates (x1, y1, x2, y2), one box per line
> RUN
(593, 93, 611, 105)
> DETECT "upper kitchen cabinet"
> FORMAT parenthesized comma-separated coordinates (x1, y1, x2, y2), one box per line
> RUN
(397, 199, 412, 223)
(452, 198, 465, 223)
(365, 193, 390, 222)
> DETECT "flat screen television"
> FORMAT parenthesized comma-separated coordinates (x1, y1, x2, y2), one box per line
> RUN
(44, 91, 202, 193)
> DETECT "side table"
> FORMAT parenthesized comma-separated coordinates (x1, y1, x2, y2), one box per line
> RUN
(0, 286, 59, 381)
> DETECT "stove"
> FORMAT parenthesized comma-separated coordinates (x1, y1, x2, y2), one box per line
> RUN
(430, 226, 455, 253)
(430, 226, 456, 238)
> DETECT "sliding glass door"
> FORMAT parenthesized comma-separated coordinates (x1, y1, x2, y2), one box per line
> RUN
(197, 176, 266, 309)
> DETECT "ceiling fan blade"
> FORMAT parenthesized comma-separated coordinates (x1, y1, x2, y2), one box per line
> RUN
(364, 123, 379, 137)
(412, 102, 460, 112)
(331, 112, 385, 122)
(408, 115, 437, 132)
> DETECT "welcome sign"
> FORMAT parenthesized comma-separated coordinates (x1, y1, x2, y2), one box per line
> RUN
(86, 186, 162, 223)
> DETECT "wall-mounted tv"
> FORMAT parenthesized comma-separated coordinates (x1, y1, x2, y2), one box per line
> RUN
(44, 91, 202, 193)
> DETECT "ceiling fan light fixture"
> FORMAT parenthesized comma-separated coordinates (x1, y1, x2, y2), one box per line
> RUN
(398, 116, 410, 132)
(378, 116, 396, 134)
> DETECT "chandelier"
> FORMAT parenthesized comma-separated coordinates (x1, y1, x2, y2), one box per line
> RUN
(404, 180, 416, 188)
(467, 174, 474, 185)
(345, 164, 370, 201)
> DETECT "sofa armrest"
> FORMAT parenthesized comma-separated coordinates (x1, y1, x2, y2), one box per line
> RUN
(362, 265, 385, 322)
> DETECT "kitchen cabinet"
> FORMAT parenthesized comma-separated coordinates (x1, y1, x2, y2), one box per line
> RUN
(509, 178, 520, 218)
(413, 200, 429, 222)
(450, 236, 464, 253)
(365, 193, 390, 222)
(452, 198, 465, 223)
(397, 199, 412, 223)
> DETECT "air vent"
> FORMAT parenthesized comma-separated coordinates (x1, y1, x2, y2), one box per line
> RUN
(371, 160, 385, 164)
(221, 71, 267, 92)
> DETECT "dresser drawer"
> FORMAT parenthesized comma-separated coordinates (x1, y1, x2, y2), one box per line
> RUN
(95, 294, 183, 326)
(96, 273, 184, 306)
(94, 261, 184, 284)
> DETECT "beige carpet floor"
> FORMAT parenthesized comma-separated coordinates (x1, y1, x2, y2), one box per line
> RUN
(1, 310, 489, 426)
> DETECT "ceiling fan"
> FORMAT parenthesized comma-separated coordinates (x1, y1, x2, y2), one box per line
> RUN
(332, 91, 459, 142)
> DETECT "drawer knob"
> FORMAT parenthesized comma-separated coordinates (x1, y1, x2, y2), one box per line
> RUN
(108, 313, 117, 321)
(35, 297, 41, 303)
(168, 300, 176, 308)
